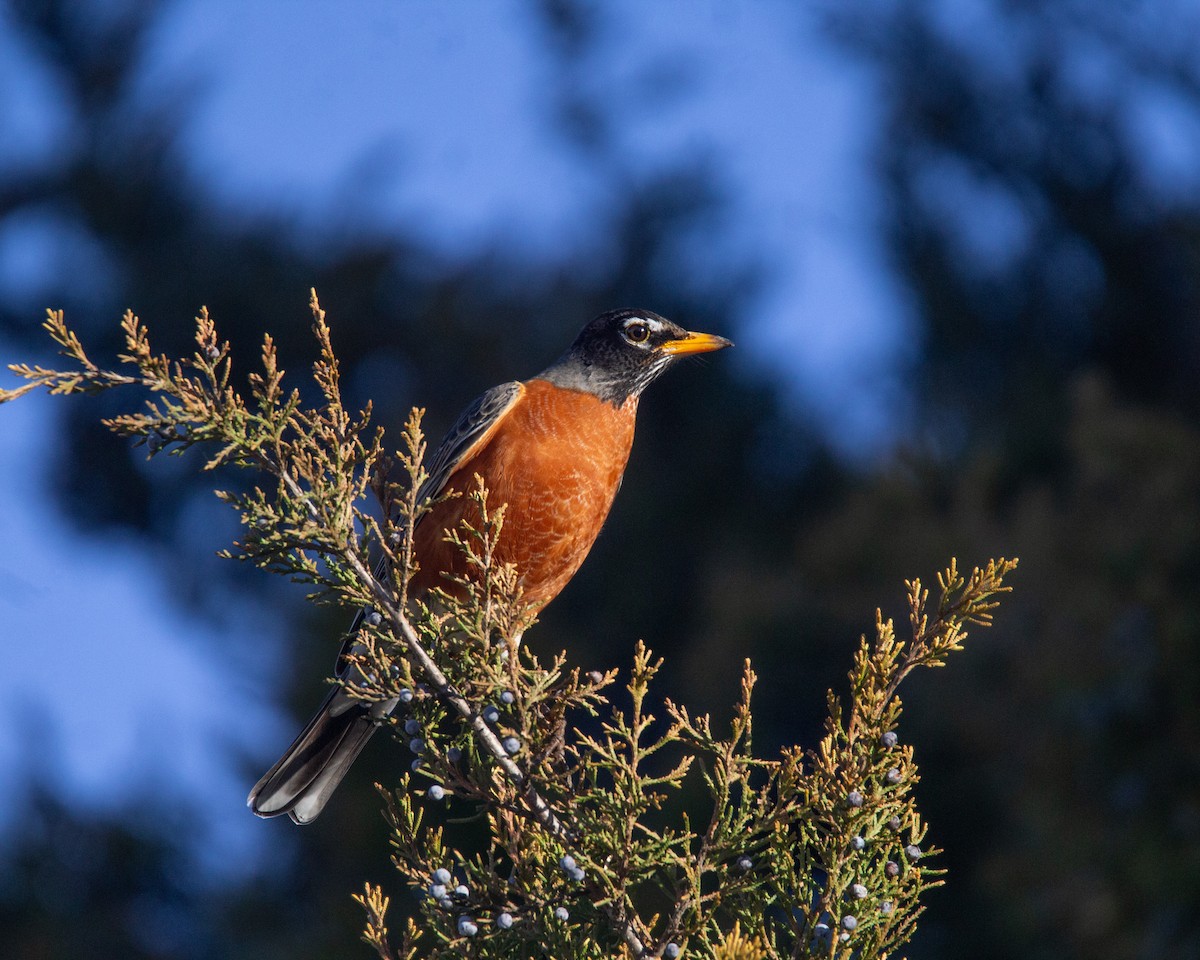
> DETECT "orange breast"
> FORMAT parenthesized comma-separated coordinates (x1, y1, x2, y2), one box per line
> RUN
(409, 379, 638, 613)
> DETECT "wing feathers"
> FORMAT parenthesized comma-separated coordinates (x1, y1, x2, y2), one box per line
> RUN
(250, 380, 526, 822)
(417, 381, 524, 504)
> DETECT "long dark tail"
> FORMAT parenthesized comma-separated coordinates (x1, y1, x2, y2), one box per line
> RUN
(248, 689, 380, 825)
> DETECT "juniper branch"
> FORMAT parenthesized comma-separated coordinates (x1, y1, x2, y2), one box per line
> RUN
(1, 299, 1020, 960)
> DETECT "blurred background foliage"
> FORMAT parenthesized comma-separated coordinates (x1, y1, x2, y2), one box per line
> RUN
(2, 0, 1198, 958)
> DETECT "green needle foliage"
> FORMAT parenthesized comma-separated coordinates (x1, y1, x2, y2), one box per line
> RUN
(1, 295, 1018, 959)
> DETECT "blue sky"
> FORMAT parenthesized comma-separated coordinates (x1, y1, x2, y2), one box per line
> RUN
(0, 1, 907, 872)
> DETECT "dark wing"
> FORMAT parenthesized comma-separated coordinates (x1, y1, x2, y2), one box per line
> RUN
(251, 382, 527, 821)
(342, 380, 524, 639)
(416, 380, 525, 504)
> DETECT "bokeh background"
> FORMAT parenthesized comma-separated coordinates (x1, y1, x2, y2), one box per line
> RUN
(2, 1, 1199, 958)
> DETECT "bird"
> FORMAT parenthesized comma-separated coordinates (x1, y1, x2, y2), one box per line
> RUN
(248, 308, 732, 823)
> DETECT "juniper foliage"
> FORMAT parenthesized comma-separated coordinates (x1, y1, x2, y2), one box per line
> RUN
(1, 296, 1018, 959)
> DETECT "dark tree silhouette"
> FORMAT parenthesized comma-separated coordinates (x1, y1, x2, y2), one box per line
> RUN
(814, 2, 1200, 957)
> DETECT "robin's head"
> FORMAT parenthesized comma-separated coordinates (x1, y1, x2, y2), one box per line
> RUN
(539, 309, 732, 404)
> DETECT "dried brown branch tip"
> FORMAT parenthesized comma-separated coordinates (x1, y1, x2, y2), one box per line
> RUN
(1, 300, 1018, 959)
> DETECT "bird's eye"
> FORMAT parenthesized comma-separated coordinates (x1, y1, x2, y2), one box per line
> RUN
(624, 321, 650, 344)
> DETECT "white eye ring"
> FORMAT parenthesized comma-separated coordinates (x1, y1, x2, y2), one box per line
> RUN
(623, 319, 652, 345)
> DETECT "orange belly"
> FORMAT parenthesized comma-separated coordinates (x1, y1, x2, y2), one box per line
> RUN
(409, 379, 638, 613)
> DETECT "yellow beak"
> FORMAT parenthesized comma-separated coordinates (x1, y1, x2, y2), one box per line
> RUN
(659, 331, 734, 356)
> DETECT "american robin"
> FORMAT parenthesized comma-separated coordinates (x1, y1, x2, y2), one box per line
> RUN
(248, 309, 731, 823)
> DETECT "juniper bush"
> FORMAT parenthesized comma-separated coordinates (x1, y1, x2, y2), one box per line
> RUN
(0, 298, 1019, 960)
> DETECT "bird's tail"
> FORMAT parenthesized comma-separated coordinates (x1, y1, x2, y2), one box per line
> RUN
(248, 688, 381, 825)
